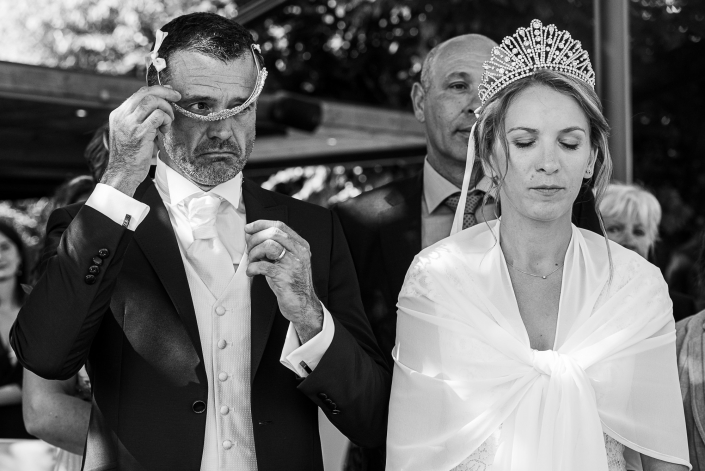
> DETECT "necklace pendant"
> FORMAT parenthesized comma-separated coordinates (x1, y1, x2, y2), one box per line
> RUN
(542, 276, 547, 279)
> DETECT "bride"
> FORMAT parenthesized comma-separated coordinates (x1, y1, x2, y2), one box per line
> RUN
(386, 20, 690, 471)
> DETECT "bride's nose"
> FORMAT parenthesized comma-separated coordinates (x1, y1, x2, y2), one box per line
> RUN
(536, 144, 559, 174)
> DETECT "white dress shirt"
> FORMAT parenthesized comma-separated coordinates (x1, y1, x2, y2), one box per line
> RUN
(84, 159, 335, 470)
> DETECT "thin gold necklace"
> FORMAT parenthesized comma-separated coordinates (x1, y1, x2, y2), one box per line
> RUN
(508, 262, 564, 280)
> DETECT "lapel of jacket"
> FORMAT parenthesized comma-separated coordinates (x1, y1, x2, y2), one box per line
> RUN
(132, 180, 205, 366)
(242, 179, 288, 381)
(690, 321, 705, 444)
(379, 172, 423, 283)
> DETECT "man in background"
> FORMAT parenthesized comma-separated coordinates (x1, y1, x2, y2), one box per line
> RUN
(335, 33, 601, 470)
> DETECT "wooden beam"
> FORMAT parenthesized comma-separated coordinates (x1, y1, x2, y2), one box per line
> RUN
(0, 61, 142, 109)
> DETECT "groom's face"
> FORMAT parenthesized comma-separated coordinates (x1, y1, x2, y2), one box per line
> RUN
(158, 50, 258, 187)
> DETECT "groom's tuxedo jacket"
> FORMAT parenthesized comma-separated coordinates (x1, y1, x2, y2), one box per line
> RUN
(11, 178, 391, 471)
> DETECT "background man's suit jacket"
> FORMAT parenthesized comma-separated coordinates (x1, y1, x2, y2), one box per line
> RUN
(11, 178, 391, 471)
(333, 172, 602, 471)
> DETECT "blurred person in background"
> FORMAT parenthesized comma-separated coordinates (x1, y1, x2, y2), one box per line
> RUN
(675, 229, 705, 468)
(335, 33, 604, 471)
(0, 221, 32, 439)
(22, 124, 106, 471)
(600, 182, 695, 322)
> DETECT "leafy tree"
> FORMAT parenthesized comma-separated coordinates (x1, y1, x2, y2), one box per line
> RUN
(0, 0, 237, 74)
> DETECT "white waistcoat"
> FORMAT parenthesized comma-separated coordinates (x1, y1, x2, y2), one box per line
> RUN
(182, 252, 258, 471)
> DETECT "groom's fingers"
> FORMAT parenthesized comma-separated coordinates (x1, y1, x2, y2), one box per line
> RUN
(248, 239, 287, 263)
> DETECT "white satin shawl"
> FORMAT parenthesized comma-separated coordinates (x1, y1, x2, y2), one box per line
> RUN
(386, 220, 690, 471)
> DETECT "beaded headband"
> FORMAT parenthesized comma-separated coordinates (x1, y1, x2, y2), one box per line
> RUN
(477, 19, 595, 108)
(145, 30, 268, 122)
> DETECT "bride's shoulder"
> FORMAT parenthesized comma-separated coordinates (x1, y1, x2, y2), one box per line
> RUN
(577, 227, 664, 285)
(401, 222, 496, 293)
(414, 221, 496, 266)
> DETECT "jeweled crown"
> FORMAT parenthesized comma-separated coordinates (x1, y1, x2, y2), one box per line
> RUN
(478, 19, 596, 107)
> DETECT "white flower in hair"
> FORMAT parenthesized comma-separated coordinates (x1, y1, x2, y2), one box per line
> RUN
(145, 30, 169, 80)
(478, 19, 596, 107)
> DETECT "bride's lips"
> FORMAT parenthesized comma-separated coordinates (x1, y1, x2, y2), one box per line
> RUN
(531, 185, 564, 196)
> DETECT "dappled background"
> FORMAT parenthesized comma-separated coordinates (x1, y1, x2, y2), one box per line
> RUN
(0, 0, 704, 297)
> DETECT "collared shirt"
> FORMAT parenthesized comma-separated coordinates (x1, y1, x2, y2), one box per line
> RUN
(421, 158, 494, 249)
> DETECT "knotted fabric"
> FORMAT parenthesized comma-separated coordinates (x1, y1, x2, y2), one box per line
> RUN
(184, 194, 235, 298)
(445, 191, 484, 229)
(386, 220, 690, 471)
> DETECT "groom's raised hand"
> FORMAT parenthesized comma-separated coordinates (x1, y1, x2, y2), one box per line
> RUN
(102, 85, 181, 197)
(245, 220, 323, 344)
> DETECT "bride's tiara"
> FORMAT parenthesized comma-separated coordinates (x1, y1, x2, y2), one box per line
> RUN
(477, 19, 596, 107)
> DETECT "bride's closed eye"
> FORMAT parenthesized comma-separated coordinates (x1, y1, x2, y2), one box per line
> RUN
(513, 140, 535, 149)
(559, 139, 581, 150)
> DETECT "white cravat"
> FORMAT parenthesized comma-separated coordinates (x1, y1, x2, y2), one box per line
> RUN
(185, 194, 236, 298)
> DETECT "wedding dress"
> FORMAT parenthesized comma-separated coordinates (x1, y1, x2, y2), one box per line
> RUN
(386, 220, 689, 471)
(453, 429, 625, 471)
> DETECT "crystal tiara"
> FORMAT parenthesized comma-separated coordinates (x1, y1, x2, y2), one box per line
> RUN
(477, 19, 596, 107)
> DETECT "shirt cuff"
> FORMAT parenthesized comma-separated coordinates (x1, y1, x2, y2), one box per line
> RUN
(85, 183, 150, 231)
(280, 304, 335, 377)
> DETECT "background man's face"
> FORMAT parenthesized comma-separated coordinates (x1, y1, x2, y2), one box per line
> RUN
(419, 38, 495, 166)
(159, 50, 258, 186)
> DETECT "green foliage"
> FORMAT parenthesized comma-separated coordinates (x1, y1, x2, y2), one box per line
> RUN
(0, 0, 238, 74)
(250, 0, 593, 108)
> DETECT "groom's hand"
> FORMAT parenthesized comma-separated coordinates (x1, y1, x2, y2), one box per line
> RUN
(245, 220, 323, 344)
(102, 85, 181, 197)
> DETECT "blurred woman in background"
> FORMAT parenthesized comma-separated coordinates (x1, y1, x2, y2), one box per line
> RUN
(0, 220, 32, 439)
(599, 183, 695, 322)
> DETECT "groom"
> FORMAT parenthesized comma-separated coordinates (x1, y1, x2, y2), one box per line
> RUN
(11, 13, 390, 471)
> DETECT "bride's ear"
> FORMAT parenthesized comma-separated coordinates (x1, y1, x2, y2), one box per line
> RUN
(584, 147, 598, 179)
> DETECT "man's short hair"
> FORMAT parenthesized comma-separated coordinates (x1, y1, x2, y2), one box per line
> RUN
(146, 12, 262, 86)
(419, 35, 497, 91)
(419, 45, 441, 91)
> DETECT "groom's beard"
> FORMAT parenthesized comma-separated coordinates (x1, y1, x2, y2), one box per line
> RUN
(162, 132, 254, 186)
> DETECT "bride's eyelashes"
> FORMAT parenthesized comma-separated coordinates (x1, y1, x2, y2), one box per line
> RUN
(513, 140, 535, 149)
(511, 140, 582, 150)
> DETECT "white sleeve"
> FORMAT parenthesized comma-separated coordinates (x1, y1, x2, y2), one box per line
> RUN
(279, 304, 335, 377)
(84, 183, 150, 231)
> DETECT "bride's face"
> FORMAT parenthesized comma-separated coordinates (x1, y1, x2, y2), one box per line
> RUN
(490, 85, 597, 223)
